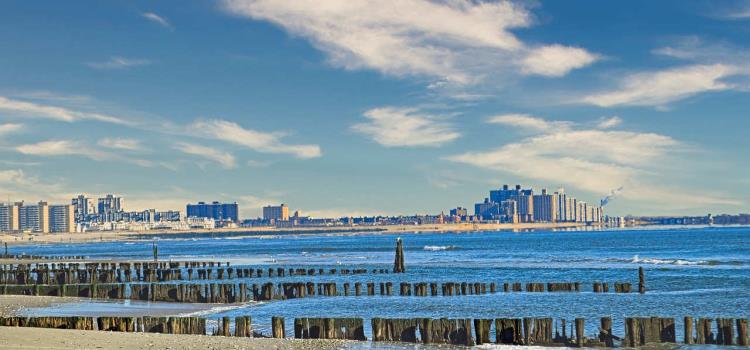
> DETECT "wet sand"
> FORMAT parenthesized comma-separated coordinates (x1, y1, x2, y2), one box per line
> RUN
(0, 295, 239, 319)
(0, 295, 79, 317)
(0, 327, 349, 350)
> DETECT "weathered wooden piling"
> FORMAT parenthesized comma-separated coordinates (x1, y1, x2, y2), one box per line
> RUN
(638, 266, 645, 294)
(474, 319, 492, 344)
(221, 316, 231, 337)
(600, 317, 613, 347)
(684, 316, 693, 344)
(234, 316, 252, 337)
(496, 318, 522, 344)
(294, 318, 365, 340)
(393, 238, 405, 273)
(738, 319, 749, 346)
(716, 318, 734, 345)
(575, 318, 585, 347)
(272, 316, 285, 338)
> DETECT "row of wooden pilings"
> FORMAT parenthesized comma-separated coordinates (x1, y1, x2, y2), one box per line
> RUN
(1, 263, 387, 284)
(264, 316, 750, 347)
(0, 316, 206, 334)
(2, 315, 746, 346)
(0, 279, 638, 303)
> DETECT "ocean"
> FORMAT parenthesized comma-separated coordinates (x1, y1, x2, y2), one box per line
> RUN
(14, 226, 750, 348)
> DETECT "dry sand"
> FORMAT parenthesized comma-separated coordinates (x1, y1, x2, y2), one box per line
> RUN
(0, 327, 350, 350)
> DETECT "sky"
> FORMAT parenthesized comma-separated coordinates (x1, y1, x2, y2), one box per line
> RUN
(0, 0, 749, 218)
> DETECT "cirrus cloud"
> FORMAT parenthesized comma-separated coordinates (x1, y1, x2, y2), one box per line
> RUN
(189, 119, 321, 159)
(352, 107, 460, 147)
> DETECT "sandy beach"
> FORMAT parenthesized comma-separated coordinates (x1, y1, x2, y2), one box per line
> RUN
(0, 222, 589, 247)
(0, 327, 349, 350)
(0, 295, 79, 317)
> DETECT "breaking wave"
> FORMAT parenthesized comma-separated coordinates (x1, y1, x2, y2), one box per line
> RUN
(423, 245, 460, 251)
(606, 255, 745, 266)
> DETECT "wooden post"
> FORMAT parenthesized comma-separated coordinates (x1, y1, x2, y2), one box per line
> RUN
(638, 266, 645, 293)
(684, 316, 693, 344)
(152, 242, 158, 262)
(738, 319, 749, 346)
(575, 318, 585, 347)
(272, 316, 285, 338)
(600, 317, 613, 347)
(393, 238, 405, 273)
(221, 316, 231, 336)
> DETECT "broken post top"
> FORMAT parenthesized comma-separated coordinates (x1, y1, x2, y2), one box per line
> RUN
(393, 238, 405, 273)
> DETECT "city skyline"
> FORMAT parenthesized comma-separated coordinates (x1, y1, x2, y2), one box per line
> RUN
(1, 1, 749, 217)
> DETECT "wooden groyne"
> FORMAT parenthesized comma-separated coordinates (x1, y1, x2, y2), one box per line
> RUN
(0, 316, 205, 334)
(0, 262, 388, 285)
(0, 279, 627, 303)
(294, 317, 366, 340)
(1, 315, 747, 346)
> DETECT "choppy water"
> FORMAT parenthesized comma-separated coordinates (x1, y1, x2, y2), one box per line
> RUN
(12, 226, 750, 348)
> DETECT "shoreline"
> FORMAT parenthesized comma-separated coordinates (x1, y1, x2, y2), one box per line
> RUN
(0, 222, 590, 246)
(0, 295, 80, 317)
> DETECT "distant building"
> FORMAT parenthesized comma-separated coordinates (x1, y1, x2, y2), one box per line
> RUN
(449, 207, 468, 217)
(72, 194, 96, 223)
(18, 201, 49, 233)
(263, 204, 289, 221)
(49, 204, 76, 233)
(0, 202, 20, 232)
(186, 201, 239, 222)
(533, 189, 558, 222)
(98, 194, 124, 222)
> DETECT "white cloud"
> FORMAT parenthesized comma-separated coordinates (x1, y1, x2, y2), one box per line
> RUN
(486, 114, 570, 132)
(521, 44, 600, 77)
(352, 107, 460, 147)
(579, 64, 737, 107)
(98, 138, 143, 151)
(221, 0, 598, 86)
(0, 169, 68, 203)
(174, 142, 237, 169)
(446, 115, 739, 208)
(189, 119, 321, 159)
(143, 12, 172, 29)
(0, 123, 23, 135)
(15, 139, 165, 169)
(16, 140, 108, 160)
(87, 56, 151, 70)
(0, 95, 125, 124)
(596, 116, 622, 129)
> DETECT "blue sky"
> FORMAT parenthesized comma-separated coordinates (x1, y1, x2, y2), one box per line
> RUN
(0, 0, 748, 218)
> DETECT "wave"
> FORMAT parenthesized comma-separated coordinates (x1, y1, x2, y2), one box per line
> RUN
(177, 302, 255, 317)
(423, 245, 460, 251)
(605, 255, 745, 266)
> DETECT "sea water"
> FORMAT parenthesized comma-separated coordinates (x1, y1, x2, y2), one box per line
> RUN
(14, 226, 750, 348)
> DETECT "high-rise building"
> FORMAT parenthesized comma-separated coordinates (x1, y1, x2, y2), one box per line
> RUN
(187, 201, 239, 222)
(18, 201, 49, 233)
(72, 194, 96, 223)
(263, 204, 289, 221)
(98, 194, 124, 222)
(474, 198, 498, 219)
(513, 189, 534, 223)
(49, 204, 76, 233)
(533, 189, 558, 222)
(0, 202, 20, 232)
